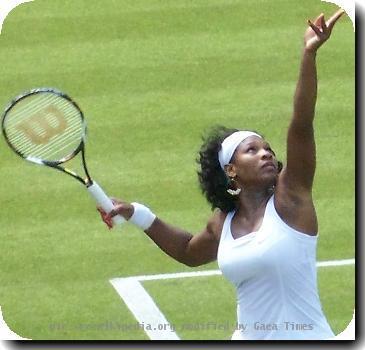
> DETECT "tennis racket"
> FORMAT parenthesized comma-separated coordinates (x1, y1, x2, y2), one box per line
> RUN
(1, 87, 124, 225)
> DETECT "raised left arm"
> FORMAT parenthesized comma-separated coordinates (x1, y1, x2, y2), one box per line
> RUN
(281, 9, 345, 194)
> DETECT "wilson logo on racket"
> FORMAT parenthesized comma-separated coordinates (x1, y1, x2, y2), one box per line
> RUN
(15, 105, 67, 145)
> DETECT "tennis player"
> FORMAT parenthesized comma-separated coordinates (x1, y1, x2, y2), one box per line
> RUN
(98, 9, 346, 340)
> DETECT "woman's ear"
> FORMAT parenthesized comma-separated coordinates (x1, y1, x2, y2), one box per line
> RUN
(224, 163, 237, 178)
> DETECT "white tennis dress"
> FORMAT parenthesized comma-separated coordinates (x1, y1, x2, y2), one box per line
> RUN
(217, 195, 335, 340)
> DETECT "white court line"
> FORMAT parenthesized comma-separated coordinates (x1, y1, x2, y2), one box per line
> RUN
(110, 258, 355, 340)
(109, 278, 180, 340)
(316, 258, 355, 267)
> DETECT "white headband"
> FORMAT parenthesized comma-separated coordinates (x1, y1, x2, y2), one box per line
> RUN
(218, 131, 262, 170)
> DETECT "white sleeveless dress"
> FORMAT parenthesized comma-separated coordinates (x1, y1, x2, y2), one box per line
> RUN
(217, 195, 335, 340)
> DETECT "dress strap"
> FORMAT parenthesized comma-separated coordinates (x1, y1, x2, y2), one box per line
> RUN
(219, 210, 235, 244)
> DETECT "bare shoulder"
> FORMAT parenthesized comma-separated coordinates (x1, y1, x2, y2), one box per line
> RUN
(274, 168, 318, 235)
(206, 209, 227, 241)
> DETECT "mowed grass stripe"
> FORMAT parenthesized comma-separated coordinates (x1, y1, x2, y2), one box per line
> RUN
(2, 0, 351, 47)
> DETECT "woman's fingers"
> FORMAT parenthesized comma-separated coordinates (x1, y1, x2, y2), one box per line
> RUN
(320, 14, 327, 33)
(110, 197, 123, 205)
(313, 13, 324, 26)
(307, 19, 323, 37)
(326, 9, 345, 30)
(105, 204, 128, 222)
(97, 207, 113, 229)
(97, 199, 133, 228)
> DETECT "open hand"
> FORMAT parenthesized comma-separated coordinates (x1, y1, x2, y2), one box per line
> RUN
(304, 9, 345, 52)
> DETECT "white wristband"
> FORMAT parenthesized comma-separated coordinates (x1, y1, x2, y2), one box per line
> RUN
(130, 202, 156, 231)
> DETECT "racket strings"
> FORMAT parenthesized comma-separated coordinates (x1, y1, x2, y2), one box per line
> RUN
(9, 120, 82, 160)
(3, 92, 84, 162)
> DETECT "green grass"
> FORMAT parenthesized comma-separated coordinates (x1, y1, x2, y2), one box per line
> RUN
(0, 0, 354, 340)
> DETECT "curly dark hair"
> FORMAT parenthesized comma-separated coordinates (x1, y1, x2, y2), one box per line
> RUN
(197, 125, 282, 213)
(197, 126, 240, 213)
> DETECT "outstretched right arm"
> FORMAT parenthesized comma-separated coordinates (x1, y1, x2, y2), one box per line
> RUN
(146, 215, 221, 266)
(98, 201, 224, 267)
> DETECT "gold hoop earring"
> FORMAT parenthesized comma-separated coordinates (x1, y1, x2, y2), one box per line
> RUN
(226, 177, 242, 196)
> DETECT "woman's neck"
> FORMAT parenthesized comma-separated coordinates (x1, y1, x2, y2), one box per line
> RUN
(236, 187, 273, 215)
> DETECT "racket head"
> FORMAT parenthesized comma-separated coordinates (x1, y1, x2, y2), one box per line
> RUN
(1, 87, 86, 165)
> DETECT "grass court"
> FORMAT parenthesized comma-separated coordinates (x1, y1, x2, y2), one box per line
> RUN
(0, 0, 354, 340)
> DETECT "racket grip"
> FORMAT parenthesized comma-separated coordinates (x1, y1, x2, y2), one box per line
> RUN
(87, 181, 125, 225)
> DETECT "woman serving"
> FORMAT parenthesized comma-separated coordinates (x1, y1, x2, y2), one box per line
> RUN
(98, 9, 345, 340)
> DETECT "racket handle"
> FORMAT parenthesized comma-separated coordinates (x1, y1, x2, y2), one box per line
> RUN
(87, 181, 125, 225)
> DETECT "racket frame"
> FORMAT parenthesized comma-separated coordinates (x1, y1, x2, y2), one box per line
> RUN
(1, 87, 92, 186)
